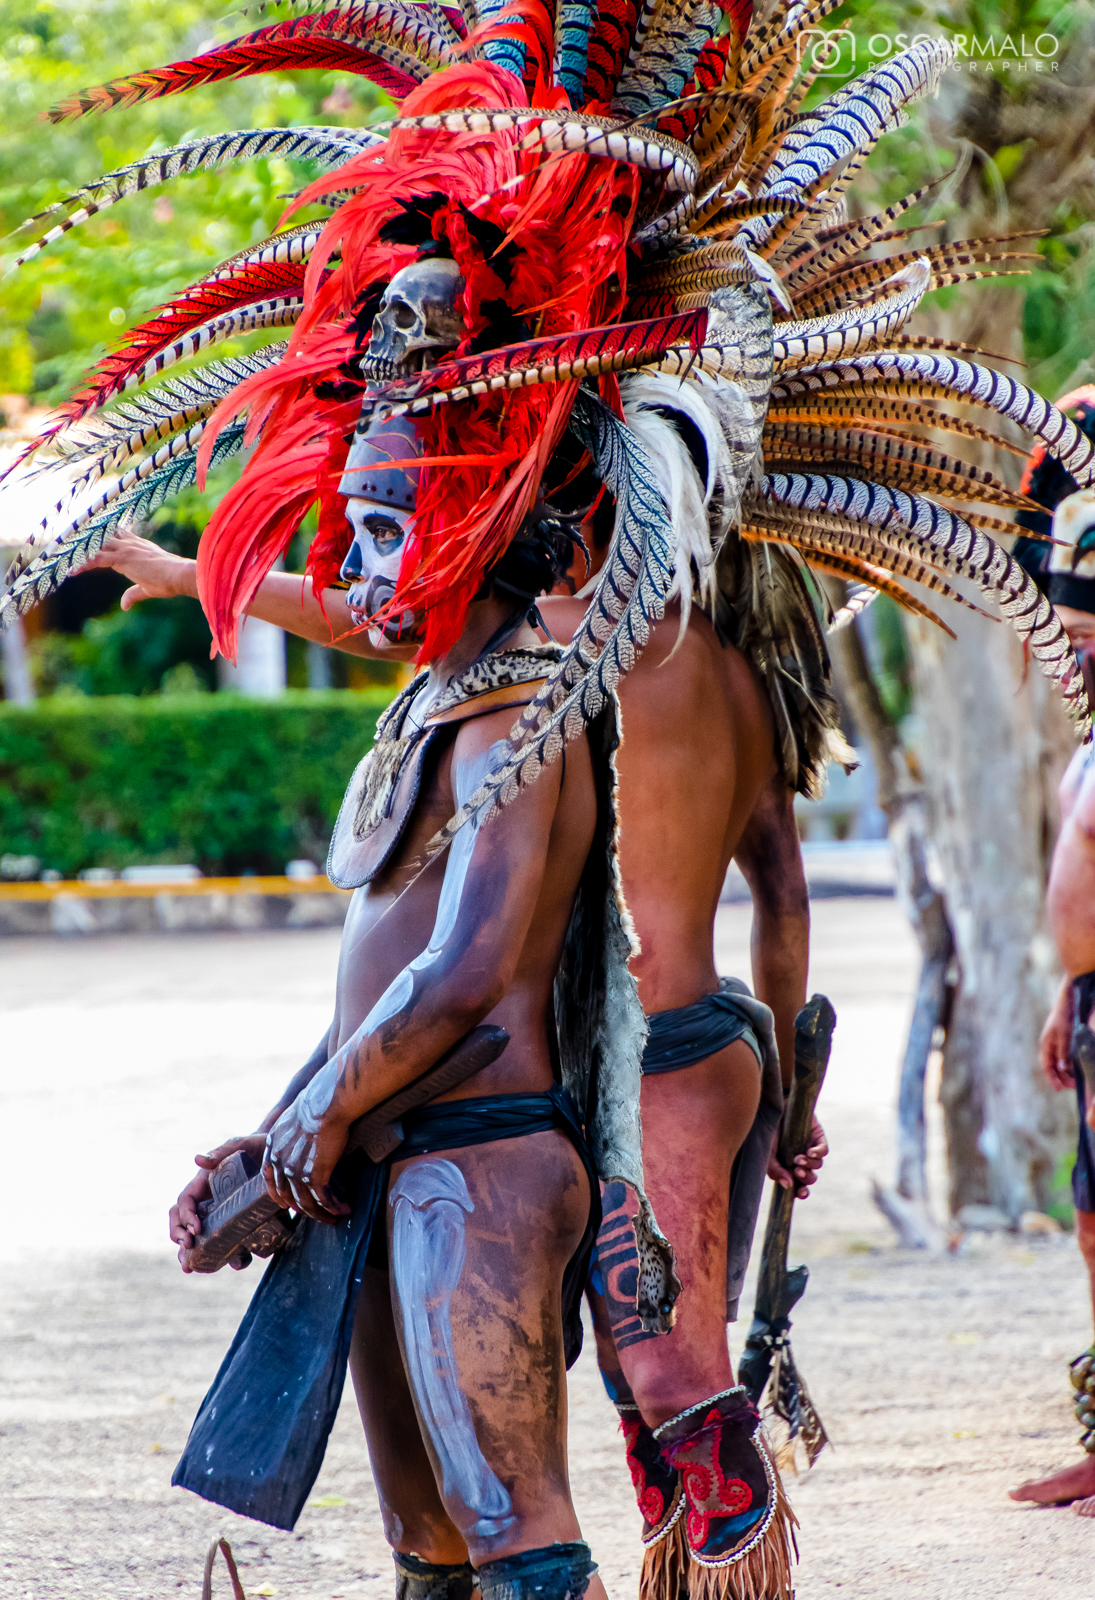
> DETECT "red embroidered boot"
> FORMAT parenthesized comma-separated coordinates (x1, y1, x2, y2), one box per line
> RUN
(653, 1387, 796, 1600)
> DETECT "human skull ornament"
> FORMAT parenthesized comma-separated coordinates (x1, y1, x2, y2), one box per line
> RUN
(361, 257, 465, 382)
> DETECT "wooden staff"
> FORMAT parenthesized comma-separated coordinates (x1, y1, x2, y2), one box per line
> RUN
(738, 992, 836, 1466)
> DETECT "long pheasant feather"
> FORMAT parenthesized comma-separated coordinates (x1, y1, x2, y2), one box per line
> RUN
(1, 425, 247, 631)
(9, 127, 373, 268)
(46, 7, 452, 122)
(754, 471, 1087, 723)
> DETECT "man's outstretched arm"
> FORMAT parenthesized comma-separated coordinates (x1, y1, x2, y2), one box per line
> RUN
(261, 710, 570, 1221)
(82, 531, 406, 656)
(734, 772, 826, 1197)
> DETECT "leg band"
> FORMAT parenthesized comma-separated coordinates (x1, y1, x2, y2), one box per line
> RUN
(477, 1542, 596, 1600)
(1071, 1347, 1095, 1453)
(394, 1552, 476, 1600)
(654, 1388, 797, 1599)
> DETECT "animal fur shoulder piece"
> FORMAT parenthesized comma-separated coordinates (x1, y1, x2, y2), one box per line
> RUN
(3, 0, 1092, 743)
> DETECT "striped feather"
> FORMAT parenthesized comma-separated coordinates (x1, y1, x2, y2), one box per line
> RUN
(9, 127, 372, 269)
(428, 389, 674, 847)
(20, 303, 300, 471)
(612, 0, 723, 120)
(780, 180, 944, 293)
(739, 0, 843, 86)
(47, 6, 453, 122)
(824, 574, 882, 633)
(23, 352, 286, 544)
(762, 422, 1042, 511)
(583, 0, 641, 104)
(369, 107, 699, 189)
(793, 243, 1043, 315)
(771, 259, 929, 368)
(764, 395, 1029, 459)
(50, 262, 308, 433)
(1, 425, 248, 629)
(770, 354, 1095, 486)
(553, 0, 596, 104)
(754, 471, 1088, 723)
(734, 41, 955, 256)
(750, 537, 960, 635)
(358, 311, 707, 419)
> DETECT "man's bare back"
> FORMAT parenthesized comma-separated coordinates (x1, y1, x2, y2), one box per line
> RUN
(542, 599, 776, 1011)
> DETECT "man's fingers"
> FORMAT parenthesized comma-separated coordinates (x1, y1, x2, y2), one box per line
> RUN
(263, 1160, 293, 1210)
(287, 1176, 330, 1222)
(120, 584, 149, 611)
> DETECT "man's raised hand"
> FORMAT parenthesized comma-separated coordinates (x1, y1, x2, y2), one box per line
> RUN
(82, 530, 197, 610)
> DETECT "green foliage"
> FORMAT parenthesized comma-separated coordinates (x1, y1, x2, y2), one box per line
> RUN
(0, 689, 393, 876)
(0, 0, 388, 403)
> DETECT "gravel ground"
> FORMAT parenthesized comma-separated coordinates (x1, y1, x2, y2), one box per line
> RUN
(2, 900, 1092, 1599)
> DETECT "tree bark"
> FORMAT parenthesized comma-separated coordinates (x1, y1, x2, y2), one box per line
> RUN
(870, 41, 1095, 1220)
(905, 602, 1075, 1218)
(824, 586, 956, 1224)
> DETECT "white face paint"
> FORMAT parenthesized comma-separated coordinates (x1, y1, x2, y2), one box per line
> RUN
(389, 1158, 515, 1542)
(341, 500, 419, 647)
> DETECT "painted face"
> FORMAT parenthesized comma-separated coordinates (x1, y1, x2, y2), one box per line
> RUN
(340, 500, 420, 645)
(1056, 605, 1095, 654)
(338, 412, 424, 647)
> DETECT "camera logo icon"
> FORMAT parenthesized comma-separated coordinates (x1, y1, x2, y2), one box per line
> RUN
(796, 28, 857, 76)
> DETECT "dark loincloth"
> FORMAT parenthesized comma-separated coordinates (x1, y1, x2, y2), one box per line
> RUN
(1072, 971, 1095, 1214)
(642, 985, 764, 1075)
(640, 979, 783, 1322)
(172, 1087, 598, 1532)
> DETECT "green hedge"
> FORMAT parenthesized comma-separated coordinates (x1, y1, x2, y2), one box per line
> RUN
(0, 690, 394, 877)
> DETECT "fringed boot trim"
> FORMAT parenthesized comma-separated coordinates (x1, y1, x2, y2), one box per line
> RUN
(685, 1435, 798, 1600)
(639, 1507, 689, 1600)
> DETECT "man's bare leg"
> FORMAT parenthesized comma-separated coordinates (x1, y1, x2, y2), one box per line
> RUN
(590, 1039, 761, 1421)
(350, 1268, 470, 1565)
(1008, 1207, 1095, 1511)
(354, 1129, 608, 1600)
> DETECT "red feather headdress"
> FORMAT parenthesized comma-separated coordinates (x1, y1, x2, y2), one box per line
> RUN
(197, 52, 640, 661)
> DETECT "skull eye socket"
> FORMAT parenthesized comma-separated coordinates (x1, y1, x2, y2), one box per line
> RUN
(392, 301, 417, 330)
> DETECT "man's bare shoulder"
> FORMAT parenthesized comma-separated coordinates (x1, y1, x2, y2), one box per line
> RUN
(539, 596, 733, 676)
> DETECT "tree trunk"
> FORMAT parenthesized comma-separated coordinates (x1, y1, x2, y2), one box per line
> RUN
(905, 601, 1075, 1218)
(892, 20, 1095, 1222)
(825, 588, 956, 1229)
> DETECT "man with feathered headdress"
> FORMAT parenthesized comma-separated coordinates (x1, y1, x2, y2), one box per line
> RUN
(7, 2, 1095, 1594)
